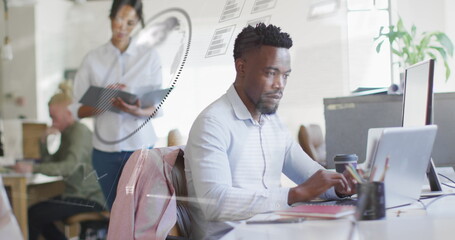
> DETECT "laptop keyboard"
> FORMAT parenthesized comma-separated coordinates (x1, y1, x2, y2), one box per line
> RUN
(301, 198, 358, 206)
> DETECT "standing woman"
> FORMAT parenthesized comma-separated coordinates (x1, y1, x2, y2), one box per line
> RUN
(71, 0, 162, 210)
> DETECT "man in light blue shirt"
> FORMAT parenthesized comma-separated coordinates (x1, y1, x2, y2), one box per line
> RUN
(184, 23, 356, 239)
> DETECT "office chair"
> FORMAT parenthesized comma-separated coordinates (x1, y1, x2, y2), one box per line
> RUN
(169, 149, 191, 239)
(63, 211, 109, 238)
(107, 146, 191, 240)
(168, 129, 185, 147)
(298, 124, 327, 167)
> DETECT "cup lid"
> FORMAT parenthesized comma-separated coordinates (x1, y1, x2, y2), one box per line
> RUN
(334, 154, 358, 161)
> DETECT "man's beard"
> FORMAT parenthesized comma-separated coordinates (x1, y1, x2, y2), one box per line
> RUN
(256, 91, 282, 115)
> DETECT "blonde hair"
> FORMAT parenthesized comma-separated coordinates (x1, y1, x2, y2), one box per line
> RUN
(48, 81, 73, 106)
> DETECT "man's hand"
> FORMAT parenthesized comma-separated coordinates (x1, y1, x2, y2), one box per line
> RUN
(288, 169, 351, 205)
(41, 127, 60, 143)
(335, 169, 358, 197)
(13, 162, 34, 173)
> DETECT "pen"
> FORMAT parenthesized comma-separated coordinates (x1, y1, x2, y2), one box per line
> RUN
(346, 164, 363, 183)
(369, 166, 377, 182)
(380, 156, 390, 182)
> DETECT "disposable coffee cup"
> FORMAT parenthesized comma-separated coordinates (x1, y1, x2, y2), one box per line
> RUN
(355, 181, 386, 220)
(334, 154, 358, 173)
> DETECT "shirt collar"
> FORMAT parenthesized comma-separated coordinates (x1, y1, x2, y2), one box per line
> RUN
(106, 37, 138, 56)
(226, 84, 272, 124)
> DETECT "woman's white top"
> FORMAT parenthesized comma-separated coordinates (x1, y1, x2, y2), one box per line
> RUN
(71, 39, 162, 152)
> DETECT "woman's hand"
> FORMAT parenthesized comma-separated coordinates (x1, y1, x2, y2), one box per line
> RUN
(111, 97, 146, 117)
(106, 83, 126, 90)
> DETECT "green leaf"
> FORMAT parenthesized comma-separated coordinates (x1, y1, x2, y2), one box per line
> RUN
(376, 40, 385, 53)
(411, 24, 417, 38)
(391, 48, 403, 57)
(445, 61, 451, 81)
(387, 31, 401, 44)
(397, 18, 405, 32)
(429, 46, 448, 60)
(373, 26, 385, 41)
(419, 33, 432, 49)
(435, 32, 454, 56)
(427, 52, 437, 60)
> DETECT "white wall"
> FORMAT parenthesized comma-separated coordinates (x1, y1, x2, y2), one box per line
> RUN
(59, 0, 350, 143)
(1, 0, 453, 146)
(35, 0, 72, 121)
(0, 4, 37, 119)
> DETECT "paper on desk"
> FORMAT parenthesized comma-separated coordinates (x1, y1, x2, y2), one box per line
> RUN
(245, 212, 283, 222)
(1, 120, 23, 166)
(27, 173, 63, 185)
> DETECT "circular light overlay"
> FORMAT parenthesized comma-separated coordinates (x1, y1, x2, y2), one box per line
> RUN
(95, 8, 192, 144)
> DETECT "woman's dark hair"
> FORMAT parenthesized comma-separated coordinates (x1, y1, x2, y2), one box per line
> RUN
(109, 0, 145, 28)
(233, 23, 293, 60)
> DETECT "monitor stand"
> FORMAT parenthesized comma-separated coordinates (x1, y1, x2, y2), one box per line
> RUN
(427, 158, 442, 191)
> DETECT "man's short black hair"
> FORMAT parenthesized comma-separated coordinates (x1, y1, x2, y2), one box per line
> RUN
(233, 23, 293, 60)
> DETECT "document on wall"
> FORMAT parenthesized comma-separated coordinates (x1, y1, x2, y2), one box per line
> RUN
(79, 86, 169, 113)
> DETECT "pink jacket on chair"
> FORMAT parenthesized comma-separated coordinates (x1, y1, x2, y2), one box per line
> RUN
(107, 146, 183, 240)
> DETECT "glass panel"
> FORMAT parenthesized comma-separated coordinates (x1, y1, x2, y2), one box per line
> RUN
(375, 0, 389, 9)
(347, 0, 373, 11)
(347, 10, 391, 90)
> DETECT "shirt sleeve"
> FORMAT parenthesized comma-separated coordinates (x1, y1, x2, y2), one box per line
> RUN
(69, 56, 92, 120)
(149, 48, 163, 89)
(186, 117, 290, 222)
(151, 49, 164, 118)
(282, 134, 339, 200)
(33, 126, 89, 177)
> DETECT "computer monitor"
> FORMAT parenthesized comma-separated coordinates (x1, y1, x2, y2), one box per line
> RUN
(402, 59, 434, 127)
(401, 59, 441, 192)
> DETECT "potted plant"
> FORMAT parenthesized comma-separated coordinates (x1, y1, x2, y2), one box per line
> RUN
(374, 17, 454, 81)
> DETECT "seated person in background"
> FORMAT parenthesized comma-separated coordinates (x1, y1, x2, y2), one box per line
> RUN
(14, 83, 105, 240)
(184, 23, 356, 239)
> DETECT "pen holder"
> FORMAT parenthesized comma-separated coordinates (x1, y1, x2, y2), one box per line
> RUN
(355, 182, 385, 220)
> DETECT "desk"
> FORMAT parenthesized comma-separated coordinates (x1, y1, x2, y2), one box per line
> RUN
(220, 168, 455, 240)
(220, 196, 455, 240)
(2, 173, 65, 239)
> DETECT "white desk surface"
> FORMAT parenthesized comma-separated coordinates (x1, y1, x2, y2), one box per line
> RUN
(220, 167, 455, 240)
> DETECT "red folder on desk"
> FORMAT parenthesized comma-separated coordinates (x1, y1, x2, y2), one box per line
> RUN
(276, 205, 355, 219)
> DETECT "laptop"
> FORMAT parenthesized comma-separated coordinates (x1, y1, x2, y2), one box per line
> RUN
(368, 125, 438, 208)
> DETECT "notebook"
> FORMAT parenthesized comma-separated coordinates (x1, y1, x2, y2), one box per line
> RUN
(79, 86, 169, 113)
(275, 205, 355, 219)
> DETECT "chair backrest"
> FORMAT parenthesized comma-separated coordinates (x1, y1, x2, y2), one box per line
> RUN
(171, 149, 192, 238)
(108, 146, 191, 240)
(298, 124, 327, 166)
(168, 129, 185, 147)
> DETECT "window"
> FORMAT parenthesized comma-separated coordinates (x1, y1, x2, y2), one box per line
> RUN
(347, 0, 392, 91)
